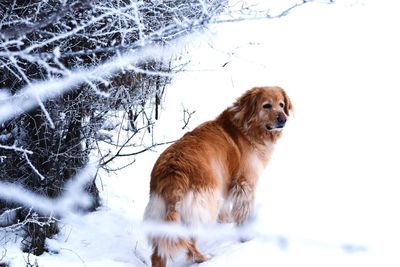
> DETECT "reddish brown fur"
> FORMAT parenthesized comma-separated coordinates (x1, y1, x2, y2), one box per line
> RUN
(144, 86, 292, 267)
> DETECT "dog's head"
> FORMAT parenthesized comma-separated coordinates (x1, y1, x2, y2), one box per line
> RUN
(230, 86, 292, 140)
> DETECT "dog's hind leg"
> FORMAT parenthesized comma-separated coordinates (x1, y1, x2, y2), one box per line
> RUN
(166, 204, 209, 264)
(151, 246, 167, 267)
(147, 198, 186, 267)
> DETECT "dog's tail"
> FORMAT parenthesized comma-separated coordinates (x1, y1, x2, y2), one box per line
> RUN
(144, 193, 190, 267)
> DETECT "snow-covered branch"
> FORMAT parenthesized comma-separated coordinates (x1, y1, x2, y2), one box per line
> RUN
(0, 164, 96, 216)
(0, 42, 173, 124)
(0, 144, 33, 155)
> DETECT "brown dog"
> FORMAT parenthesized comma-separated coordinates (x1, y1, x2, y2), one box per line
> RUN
(144, 86, 292, 267)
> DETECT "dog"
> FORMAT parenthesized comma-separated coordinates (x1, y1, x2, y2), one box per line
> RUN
(144, 86, 292, 267)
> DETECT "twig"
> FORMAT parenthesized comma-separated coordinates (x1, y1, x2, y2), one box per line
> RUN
(59, 248, 87, 267)
(99, 140, 174, 167)
(23, 152, 47, 181)
(181, 107, 196, 130)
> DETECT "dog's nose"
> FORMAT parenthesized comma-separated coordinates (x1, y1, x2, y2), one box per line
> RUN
(277, 113, 287, 127)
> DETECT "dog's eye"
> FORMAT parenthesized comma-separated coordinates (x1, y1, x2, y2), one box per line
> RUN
(279, 102, 285, 108)
(263, 103, 272, 109)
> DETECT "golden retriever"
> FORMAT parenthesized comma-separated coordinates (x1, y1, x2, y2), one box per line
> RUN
(144, 86, 292, 267)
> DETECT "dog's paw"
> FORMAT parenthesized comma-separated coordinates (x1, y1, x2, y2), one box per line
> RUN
(187, 251, 211, 264)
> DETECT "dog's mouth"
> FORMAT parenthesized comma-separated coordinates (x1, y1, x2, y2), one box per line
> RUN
(266, 124, 284, 132)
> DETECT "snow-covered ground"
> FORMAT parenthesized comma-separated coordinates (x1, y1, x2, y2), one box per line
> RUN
(3, 0, 400, 266)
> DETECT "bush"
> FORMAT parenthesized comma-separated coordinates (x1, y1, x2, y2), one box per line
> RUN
(0, 0, 227, 255)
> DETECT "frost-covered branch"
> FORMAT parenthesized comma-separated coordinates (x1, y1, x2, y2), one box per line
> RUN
(0, 0, 227, 86)
(210, 0, 334, 25)
(23, 152, 46, 181)
(0, 42, 173, 124)
(0, 164, 95, 216)
(0, 0, 91, 39)
(0, 144, 33, 155)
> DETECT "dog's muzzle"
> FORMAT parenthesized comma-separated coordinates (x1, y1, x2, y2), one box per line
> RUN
(266, 113, 287, 131)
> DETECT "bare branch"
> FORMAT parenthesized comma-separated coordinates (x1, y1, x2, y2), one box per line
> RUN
(181, 106, 196, 130)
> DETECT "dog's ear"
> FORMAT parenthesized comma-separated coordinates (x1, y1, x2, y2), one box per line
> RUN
(233, 89, 259, 128)
(280, 87, 293, 116)
(228, 89, 257, 128)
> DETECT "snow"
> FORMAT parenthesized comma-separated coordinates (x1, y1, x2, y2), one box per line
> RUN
(3, 0, 400, 266)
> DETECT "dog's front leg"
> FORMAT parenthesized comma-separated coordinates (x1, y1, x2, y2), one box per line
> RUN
(229, 180, 255, 225)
